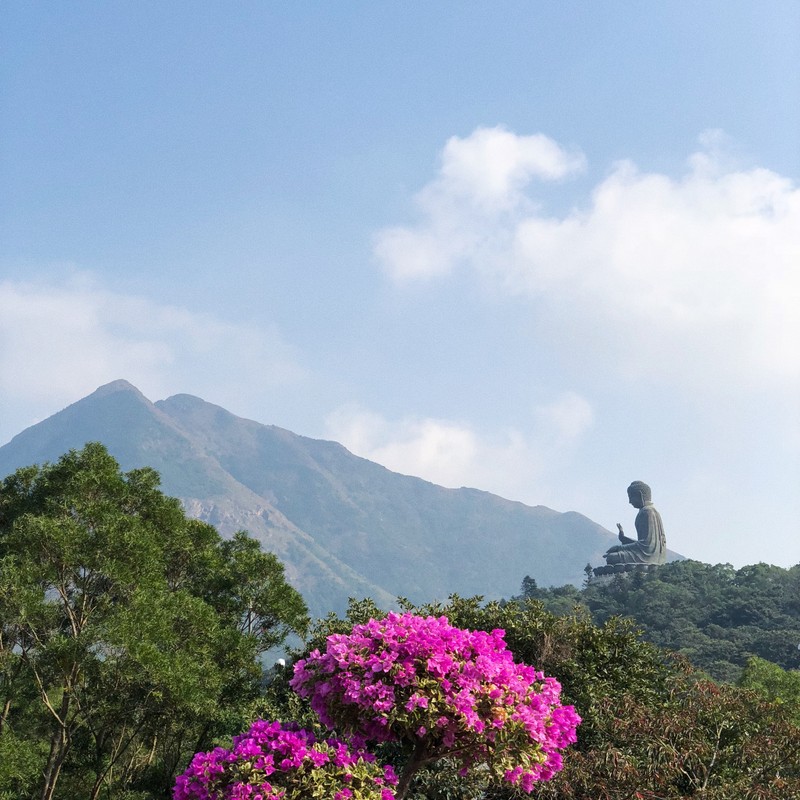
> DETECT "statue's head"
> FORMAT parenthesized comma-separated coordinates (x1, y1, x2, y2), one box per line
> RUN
(627, 481, 651, 507)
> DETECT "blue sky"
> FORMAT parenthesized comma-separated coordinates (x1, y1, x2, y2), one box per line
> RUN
(2, 2, 799, 572)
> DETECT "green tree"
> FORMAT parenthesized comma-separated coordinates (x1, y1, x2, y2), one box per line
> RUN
(0, 443, 307, 800)
(528, 677, 800, 799)
(739, 656, 800, 726)
(553, 560, 800, 681)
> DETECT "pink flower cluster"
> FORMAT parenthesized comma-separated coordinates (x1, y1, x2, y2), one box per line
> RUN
(173, 720, 397, 800)
(290, 612, 580, 790)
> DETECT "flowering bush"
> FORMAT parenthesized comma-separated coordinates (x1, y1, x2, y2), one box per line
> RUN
(290, 612, 580, 794)
(173, 720, 397, 800)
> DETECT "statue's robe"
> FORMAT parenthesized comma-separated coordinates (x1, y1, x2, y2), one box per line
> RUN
(604, 502, 666, 565)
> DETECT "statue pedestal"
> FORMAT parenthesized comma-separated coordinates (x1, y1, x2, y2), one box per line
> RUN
(592, 563, 660, 578)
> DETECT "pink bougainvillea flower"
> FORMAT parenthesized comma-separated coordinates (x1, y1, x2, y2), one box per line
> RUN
(290, 612, 580, 793)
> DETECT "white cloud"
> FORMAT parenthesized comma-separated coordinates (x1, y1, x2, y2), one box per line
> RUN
(435, 126, 586, 206)
(375, 129, 800, 394)
(328, 408, 485, 487)
(0, 273, 306, 442)
(374, 127, 585, 282)
(534, 391, 594, 444)
(325, 392, 593, 502)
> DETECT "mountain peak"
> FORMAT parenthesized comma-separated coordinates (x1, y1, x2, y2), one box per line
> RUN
(91, 379, 149, 400)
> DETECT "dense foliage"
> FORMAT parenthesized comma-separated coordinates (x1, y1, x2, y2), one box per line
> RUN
(262, 596, 800, 800)
(531, 675, 800, 800)
(0, 444, 308, 800)
(738, 655, 800, 726)
(4, 443, 799, 799)
(519, 559, 800, 682)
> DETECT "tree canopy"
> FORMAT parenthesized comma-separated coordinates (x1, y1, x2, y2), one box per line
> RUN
(517, 559, 800, 682)
(0, 443, 307, 800)
(257, 594, 800, 799)
(4, 443, 799, 799)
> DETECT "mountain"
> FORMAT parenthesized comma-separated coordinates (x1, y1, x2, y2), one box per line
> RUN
(0, 380, 657, 617)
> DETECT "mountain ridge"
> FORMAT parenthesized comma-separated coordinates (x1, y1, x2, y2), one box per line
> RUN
(0, 380, 663, 616)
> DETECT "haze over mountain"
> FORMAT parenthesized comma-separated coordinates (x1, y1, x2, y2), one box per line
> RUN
(0, 380, 679, 616)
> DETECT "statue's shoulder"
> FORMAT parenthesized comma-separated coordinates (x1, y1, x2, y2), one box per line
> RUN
(638, 503, 662, 519)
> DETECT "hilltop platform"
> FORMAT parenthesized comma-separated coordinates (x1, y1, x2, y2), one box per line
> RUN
(592, 563, 661, 578)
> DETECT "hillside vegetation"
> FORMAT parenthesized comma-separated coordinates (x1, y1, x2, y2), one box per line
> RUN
(3, 443, 799, 798)
(262, 595, 800, 799)
(518, 559, 800, 682)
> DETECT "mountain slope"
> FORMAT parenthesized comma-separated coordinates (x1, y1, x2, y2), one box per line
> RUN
(0, 381, 396, 614)
(0, 380, 626, 615)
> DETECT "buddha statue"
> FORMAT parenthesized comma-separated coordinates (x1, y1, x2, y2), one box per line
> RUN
(603, 481, 666, 566)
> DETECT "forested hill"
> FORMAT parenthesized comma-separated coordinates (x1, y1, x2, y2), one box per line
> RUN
(518, 559, 800, 682)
